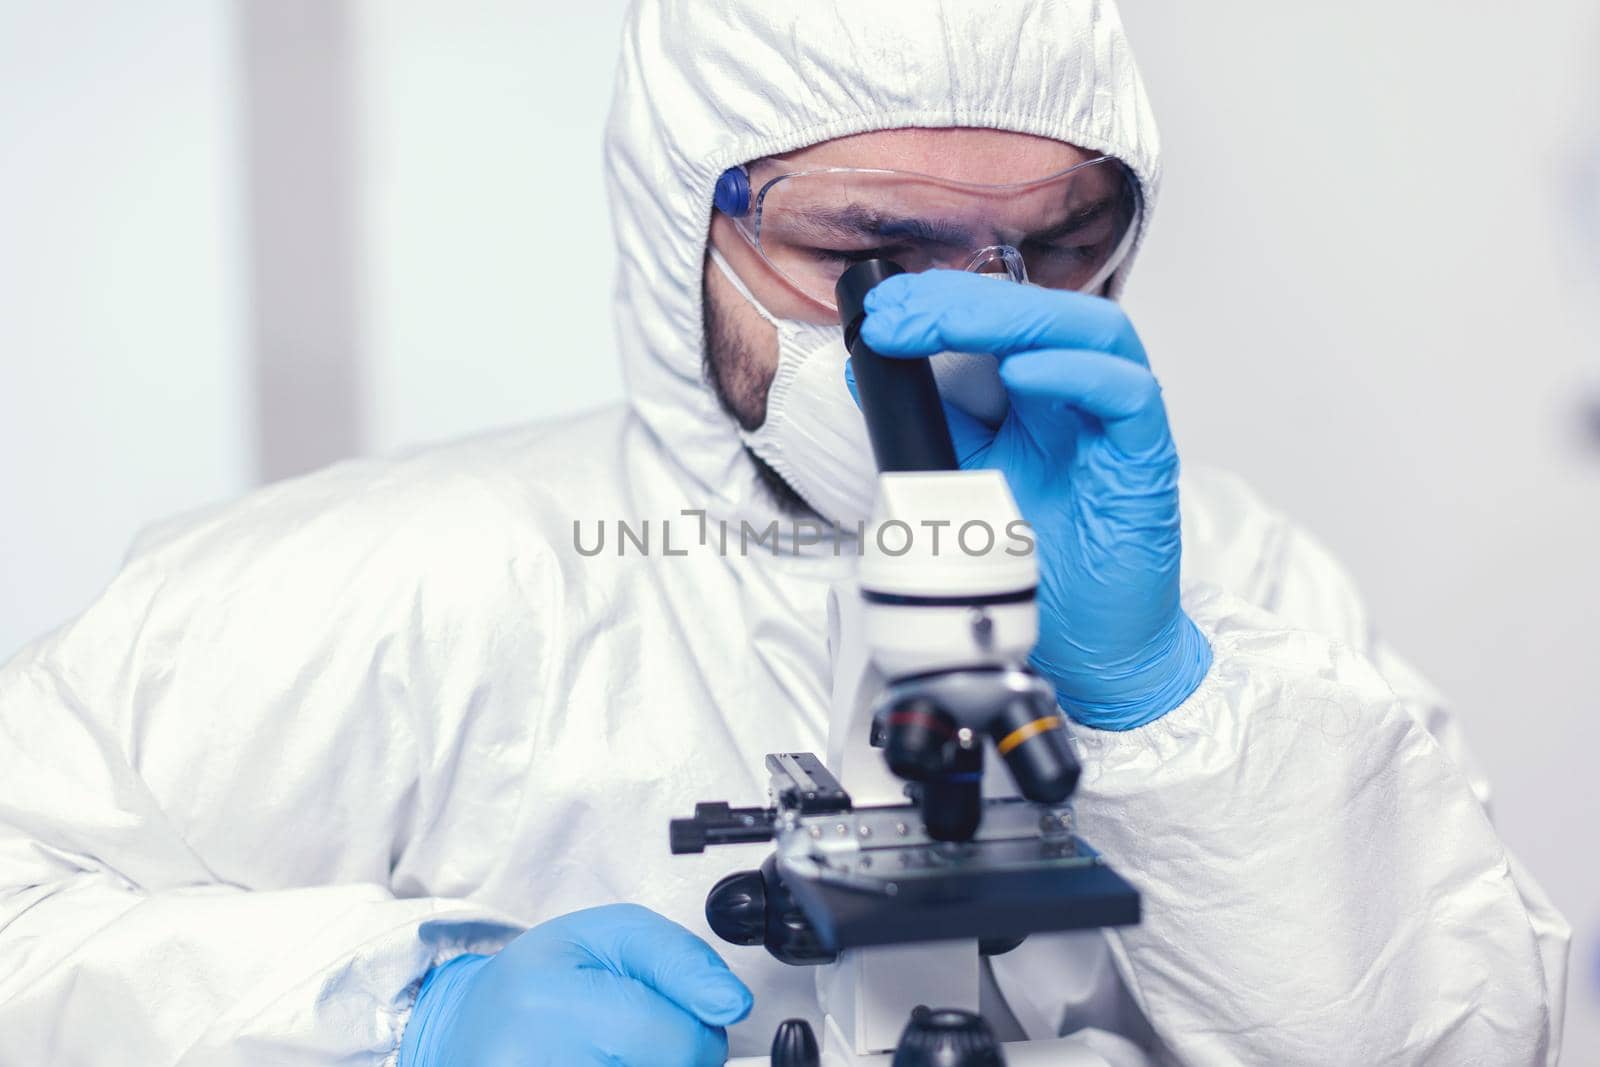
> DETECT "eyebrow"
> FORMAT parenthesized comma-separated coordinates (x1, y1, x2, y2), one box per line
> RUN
(780, 205, 974, 247)
(770, 197, 1123, 247)
(1024, 198, 1119, 243)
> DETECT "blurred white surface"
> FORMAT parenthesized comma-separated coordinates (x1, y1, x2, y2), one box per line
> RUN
(1116, 3, 1600, 1053)
(0, 2, 250, 656)
(1, 0, 1595, 1054)
(354, 0, 628, 453)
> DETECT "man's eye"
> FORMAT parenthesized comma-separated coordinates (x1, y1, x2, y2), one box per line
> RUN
(806, 246, 895, 264)
(1024, 239, 1102, 264)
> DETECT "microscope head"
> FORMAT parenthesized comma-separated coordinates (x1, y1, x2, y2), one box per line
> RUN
(858, 468, 1037, 677)
(836, 257, 1080, 842)
(859, 470, 1079, 841)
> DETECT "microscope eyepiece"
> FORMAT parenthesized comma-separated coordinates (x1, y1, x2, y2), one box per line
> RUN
(835, 259, 960, 473)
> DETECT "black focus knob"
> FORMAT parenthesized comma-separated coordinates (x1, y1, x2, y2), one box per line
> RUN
(891, 1007, 1005, 1067)
(705, 868, 766, 946)
(704, 855, 837, 966)
(771, 1018, 820, 1067)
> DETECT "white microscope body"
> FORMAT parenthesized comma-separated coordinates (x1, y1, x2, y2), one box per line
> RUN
(804, 470, 1118, 1067)
(670, 260, 1140, 1067)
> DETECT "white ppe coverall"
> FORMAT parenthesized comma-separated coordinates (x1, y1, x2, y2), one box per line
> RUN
(0, 0, 1568, 1064)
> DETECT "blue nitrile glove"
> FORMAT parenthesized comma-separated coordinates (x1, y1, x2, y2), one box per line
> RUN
(856, 270, 1211, 730)
(399, 903, 753, 1067)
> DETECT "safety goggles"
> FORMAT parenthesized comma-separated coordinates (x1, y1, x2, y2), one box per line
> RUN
(713, 154, 1140, 313)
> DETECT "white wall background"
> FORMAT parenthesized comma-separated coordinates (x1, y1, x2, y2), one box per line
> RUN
(355, 0, 627, 453)
(1116, 3, 1600, 1054)
(2, 0, 1596, 1054)
(0, 2, 251, 656)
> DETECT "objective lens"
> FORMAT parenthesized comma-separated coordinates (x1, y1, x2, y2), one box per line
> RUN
(882, 698, 957, 782)
(919, 744, 983, 843)
(882, 698, 985, 842)
(989, 696, 1079, 803)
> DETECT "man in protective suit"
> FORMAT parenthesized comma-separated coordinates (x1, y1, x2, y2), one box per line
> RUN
(0, 1, 1568, 1065)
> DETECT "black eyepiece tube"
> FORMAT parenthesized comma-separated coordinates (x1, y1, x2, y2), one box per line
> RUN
(834, 260, 959, 473)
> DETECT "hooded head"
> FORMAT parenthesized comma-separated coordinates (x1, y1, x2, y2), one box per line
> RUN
(603, 0, 1161, 525)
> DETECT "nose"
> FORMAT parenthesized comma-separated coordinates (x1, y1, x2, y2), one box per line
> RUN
(962, 244, 1028, 284)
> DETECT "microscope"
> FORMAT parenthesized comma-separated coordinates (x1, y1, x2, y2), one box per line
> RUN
(669, 261, 1141, 1066)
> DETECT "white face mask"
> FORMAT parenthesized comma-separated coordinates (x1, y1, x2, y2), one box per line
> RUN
(708, 248, 1008, 527)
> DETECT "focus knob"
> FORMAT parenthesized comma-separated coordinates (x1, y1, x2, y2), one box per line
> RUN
(891, 1007, 1005, 1067)
(770, 1018, 820, 1067)
(705, 868, 765, 946)
(704, 855, 837, 966)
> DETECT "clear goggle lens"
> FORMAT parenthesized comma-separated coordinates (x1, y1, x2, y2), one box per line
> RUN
(727, 156, 1140, 310)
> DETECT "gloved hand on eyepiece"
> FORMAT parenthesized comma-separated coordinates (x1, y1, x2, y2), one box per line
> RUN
(398, 903, 753, 1067)
(857, 270, 1212, 731)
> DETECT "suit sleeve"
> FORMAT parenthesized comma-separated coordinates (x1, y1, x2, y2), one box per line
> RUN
(0, 462, 534, 1066)
(1070, 509, 1569, 1064)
